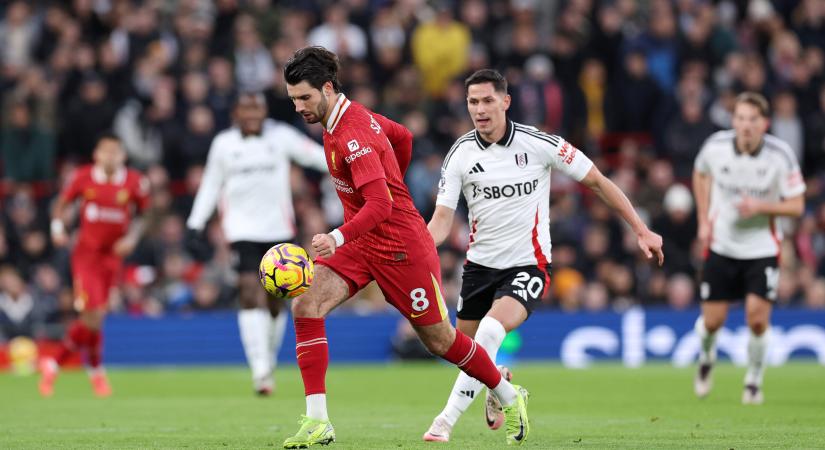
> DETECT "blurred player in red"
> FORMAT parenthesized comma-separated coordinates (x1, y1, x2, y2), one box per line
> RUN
(280, 47, 529, 448)
(40, 133, 150, 397)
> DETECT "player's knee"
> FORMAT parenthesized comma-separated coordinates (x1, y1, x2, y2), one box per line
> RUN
(703, 316, 725, 333)
(748, 320, 768, 335)
(291, 293, 322, 318)
(421, 337, 449, 356)
(238, 277, 263, 309)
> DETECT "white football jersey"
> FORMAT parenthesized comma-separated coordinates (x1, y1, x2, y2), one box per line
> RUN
(187, 119, 327, 243)
(436, 120, 593, 269)
(694, 130, 805, 259)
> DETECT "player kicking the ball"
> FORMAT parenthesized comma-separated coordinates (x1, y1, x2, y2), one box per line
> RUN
(423, 69, 664, 441)
(40, 133, 150, 397)
(281, 47, 529, 447)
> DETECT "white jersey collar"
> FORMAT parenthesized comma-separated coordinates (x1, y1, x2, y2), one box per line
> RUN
(324, 93, 351, 133)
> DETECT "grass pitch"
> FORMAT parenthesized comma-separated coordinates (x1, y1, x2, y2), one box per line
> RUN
(1, 362, 823, 449)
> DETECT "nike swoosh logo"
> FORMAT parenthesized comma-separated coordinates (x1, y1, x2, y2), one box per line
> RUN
(485, 413, 495, 426)
(297, 352, 310, 359)
(514, 420, 524, 441)
(410, 310, 429, 319)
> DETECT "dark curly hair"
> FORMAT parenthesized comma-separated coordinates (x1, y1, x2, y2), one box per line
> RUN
(284, 46, 341, 92)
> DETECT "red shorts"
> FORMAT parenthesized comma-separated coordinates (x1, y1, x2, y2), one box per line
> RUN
(71, 250, 121, 312)
(316, 245, 448, 326)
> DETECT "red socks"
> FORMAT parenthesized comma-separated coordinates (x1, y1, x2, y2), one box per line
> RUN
(56, 320, 103, 368)
(443, 330, 503, 389)
(87, 328, 102, 368)
(294, 317, 329, 395)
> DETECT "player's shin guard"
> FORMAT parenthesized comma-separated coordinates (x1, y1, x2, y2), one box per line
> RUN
(442, 330, 516, 406)
(745, 328, 769, 387)
(294, 317, 329, 421)
(441, 318, 507, 425)
(694, 316, 717, 365)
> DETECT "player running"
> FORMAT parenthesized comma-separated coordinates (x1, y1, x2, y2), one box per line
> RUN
(186, 92, 328, 396)
(692, 92, 805, 405)
(281, 47, 530, 447)
(422, 69, 664, 441)
(40, 133, 150, 397)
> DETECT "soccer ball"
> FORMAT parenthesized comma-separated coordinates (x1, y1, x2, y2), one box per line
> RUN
(259, 243, 314, 298)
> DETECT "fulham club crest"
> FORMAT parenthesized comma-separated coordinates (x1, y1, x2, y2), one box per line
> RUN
(515, 153, 528, 168)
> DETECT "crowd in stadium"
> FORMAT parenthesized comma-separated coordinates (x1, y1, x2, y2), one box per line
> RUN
(1, 0, 825, 341)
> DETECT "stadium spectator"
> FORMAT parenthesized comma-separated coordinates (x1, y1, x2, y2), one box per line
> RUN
(663, 97, 716, 179)
(0, 266, 36, 340)
(411, 2, 470, 98)
(0, 0, 820, 324)
(1, 100, 55, 182)
(307, 4, 367, 61)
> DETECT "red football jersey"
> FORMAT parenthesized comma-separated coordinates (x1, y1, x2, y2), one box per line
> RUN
(60, 165, 150, 253)
(323, 95, 434, 264)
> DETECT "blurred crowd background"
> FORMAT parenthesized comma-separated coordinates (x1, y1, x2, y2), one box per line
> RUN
(2, 0, 825, 342)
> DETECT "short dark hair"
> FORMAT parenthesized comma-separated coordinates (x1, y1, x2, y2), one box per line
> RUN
(464, 69, 508, 94)
(233, 91, 267, 107)
(284, 46, 341, 92)
(96, 130, 120, 144)
(735, 91, 770, 118)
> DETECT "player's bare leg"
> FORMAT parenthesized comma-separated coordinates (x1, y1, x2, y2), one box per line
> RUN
(284, 266, 349, 449)
(425, 297, 526, 441)
(694, 302, 728, 398)
(238, 272, 277, 395)
(742, 294, 771, 405)
(416, 317, 529, 445)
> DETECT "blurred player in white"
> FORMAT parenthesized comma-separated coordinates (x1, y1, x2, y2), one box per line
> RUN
(186, 92, 328, 395)
(423, 69, 664, 441)
(692, 92, 805, 404)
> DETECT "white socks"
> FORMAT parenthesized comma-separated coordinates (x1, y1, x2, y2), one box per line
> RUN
(694, 316, 717, 365)
(745, 328, 769, 387)
(238, 308, 272, 383)
(306, 393, 329, 421)
(269, 311, 288, 370)
(696, 315, 770, 387)
(441, 317, 507, 426)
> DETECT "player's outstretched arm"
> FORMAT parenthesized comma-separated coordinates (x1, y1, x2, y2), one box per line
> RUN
(581, 166, 664, 266)
(428, 205, 455, 247)
(692, 169, 712, 251)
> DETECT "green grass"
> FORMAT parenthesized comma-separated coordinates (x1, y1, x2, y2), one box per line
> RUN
(1, 363, 823, 449)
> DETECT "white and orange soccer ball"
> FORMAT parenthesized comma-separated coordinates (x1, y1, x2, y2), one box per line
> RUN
(259, 243, 314, 298)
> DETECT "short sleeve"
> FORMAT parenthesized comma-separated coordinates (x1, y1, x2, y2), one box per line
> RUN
(60, 170, 84, 203)
(777, 148, 806, 198)
(435, 149, 463, 210)
(694, 139, 712, 174)
(546, 137, 593, 181)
